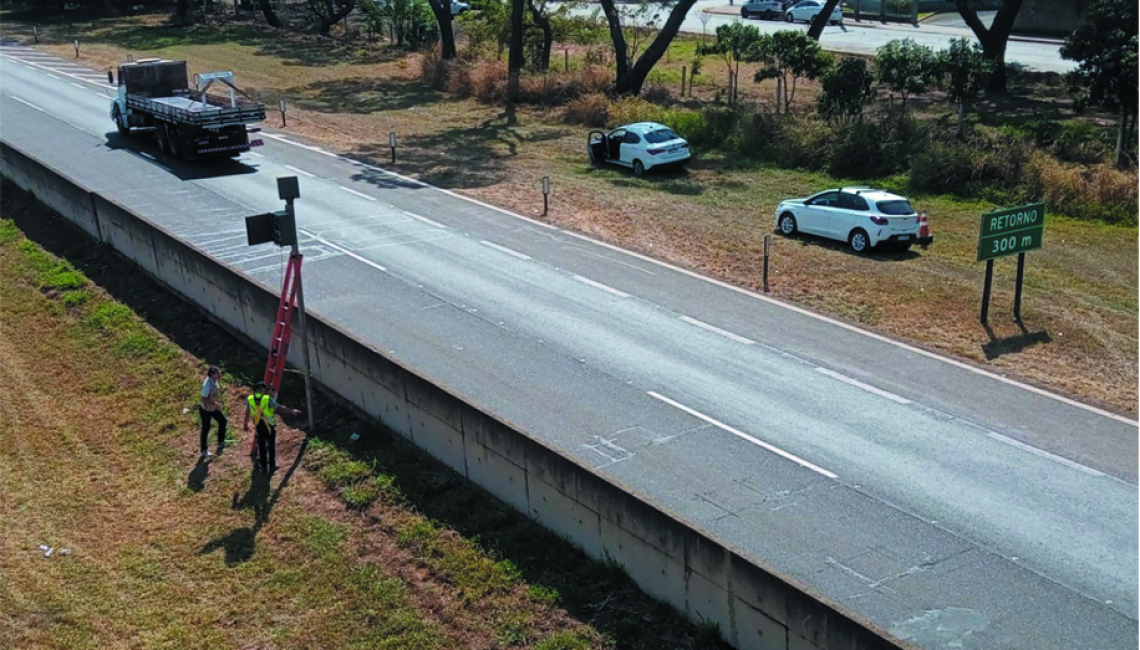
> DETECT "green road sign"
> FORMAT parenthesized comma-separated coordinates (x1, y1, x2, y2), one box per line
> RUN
(977, 202, 1045, 262)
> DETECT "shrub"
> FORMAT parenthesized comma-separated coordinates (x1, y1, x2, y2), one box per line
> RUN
(642, 84, 673, 105)
(1024, 154, 1139, 225)
(471, 58, 507, 104)
(419, 47, 450, 90)
(909, 128, 1033, 196)
(829, 121, 884, 178)
(767, 114, 835, 170)
(564, 93, 609, 127)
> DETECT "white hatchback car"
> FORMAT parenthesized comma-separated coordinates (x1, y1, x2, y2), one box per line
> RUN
(775, 187, 933, 252)
(784, 0, 843, 25)
(588, 122, 691, 177)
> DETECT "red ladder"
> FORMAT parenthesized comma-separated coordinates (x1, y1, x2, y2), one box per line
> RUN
(250, 252, 303, 457)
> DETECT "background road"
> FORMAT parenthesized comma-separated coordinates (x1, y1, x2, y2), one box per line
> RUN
(553, 0, 1075, 74)
(0, 46, 1133, 650)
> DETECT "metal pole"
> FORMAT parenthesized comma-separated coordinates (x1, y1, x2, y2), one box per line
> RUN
(280, 99, 286, 128)
(763, 235, 770, 292)
(980, 259, 994, 325)
(681, 66, 687, 97)
(288, 198, 315, 432)
(1013, 252, 1025, 322)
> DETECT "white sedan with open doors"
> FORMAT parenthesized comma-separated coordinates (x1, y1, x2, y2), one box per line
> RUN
(588, 122, 691, 177)
(775, 187, 933, 253)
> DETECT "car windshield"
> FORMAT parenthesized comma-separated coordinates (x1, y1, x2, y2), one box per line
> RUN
(644, 128, 680, 144)
(876, 200, 915, 215)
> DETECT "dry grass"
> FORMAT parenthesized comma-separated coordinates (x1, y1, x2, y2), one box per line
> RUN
(0, 185, 731, 649)
(7, 11, 1137, 415)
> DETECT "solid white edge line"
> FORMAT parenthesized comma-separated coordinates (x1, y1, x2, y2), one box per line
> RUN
(815, 368, 912, 405)
(480, 240, 532, 260)
(139, 152, 156, 160)
(246, 151, 265, 158)
(283, 164, 316, 178)
(258, 124, 1135, 427)
(648, 391, 838, 479)
(679, 315, 755, 345)
(299, 229, 387, 272)
(985, 432, 1106, 478)
(10, 96, 46, 112)
(261, 132, 337, 157)
(403, 211, 447, 228)
(573, 275, 630, 299)
(337, 185, 377, 201)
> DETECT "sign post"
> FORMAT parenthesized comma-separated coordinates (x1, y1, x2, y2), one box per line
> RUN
(976, 202, 1045, 325)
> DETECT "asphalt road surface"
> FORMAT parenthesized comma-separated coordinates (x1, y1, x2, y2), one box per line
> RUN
(0, 46, 1134, 650)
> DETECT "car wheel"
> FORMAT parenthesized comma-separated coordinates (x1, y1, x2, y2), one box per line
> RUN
(785, 11, 794, 21)
(113, 105, 129, 136)
(632, 159, 645, 178)
(741, 8, 750, 18)
(763, 9, 775, 19)
(778, 212, 797, 236)
(849, 228, 871, 253)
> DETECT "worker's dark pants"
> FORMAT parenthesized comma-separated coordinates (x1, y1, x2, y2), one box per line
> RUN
(199, 406, 227, 452)
(255, 421, 277, 471)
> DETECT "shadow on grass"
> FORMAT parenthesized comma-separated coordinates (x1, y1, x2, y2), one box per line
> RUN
(981, 322, 1052, 360)
(2, 178, 729, 649)
(290, 78, 445, 114)
(352, 116, 571, 190)
(779, 230, 923, 261)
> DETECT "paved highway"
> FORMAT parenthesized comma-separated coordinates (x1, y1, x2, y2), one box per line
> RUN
(0, 46, 1134, 649)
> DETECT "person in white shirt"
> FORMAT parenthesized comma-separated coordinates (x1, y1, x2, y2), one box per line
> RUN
(198, 366, 227, 458)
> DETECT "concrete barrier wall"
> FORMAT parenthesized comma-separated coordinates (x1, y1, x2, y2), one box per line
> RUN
(1, 140, 904, 650)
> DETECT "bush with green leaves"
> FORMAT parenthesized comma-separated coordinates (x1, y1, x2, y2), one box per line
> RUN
(817, 57, 875, 124)
(874, 38, 942, 108)
(750, 30, 833, 113)
(360, 0, 439, 48)
(943, 37, 994, 136)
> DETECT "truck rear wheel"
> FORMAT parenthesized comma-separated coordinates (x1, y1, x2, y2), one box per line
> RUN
(166, 124, 184, 160)
(154, 123, 169, 154)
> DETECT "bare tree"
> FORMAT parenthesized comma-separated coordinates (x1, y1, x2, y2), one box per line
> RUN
(597, 0, 699, 95)
(256, 0, 283, 27)
(954, 0, 1024, 91)
(806, 0, 841, 40)
(305, 0, 357, 36)
(526, 0, 554, 70)
(425, 0, 458, 58)
(507, 0, 525, 123)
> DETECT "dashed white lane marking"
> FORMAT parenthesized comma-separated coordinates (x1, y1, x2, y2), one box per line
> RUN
(261, 132, 336, 157)
(679, 316, 755, 345)
(139, 152, 156, 160)
(300, 229, 387, 272)
(283, 164, 316, 178)
(70, 82, 85, 89)
(246, 151, 265, 158)
(480, 240, 531, 260)
(46, 73, 60, 80)
(573, 275, 630, 299)
(403, 211, 447, 229)
(814, 368, 912, 405)
(985, 431, 1106, 478)
(10, 96, 46, 112)
(256, 117, 1134, 427)
(337, 185, 376, 201)
(648, 391, 838, 479)
(2, 53, 114, 89)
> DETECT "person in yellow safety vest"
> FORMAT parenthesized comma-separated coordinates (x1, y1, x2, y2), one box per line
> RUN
(243, 382, 303, 473)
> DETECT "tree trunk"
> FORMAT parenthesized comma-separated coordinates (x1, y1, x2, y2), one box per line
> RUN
(613, 0, 698, 95)
(954, 0, 1023, 92)
(318, 0, 355, 37)
(426, 0, 458, 59)
(526, 0, 553, 71)
(506, 0, 524, 124)
(256, 0, 282, 27)
(957, 99, 966, 139)
(1115, 107, 1126, 169)
(597, 0, 630, 88)
(807, 0, 841, 40)
(176, 0, 191, 22)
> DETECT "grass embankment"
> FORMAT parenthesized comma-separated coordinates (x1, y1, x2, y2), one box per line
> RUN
(2, 11, 1136, 415)
(0, 181, 727, 649)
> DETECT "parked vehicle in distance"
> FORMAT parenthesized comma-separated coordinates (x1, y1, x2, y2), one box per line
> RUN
(741, 0, 784, 20)
(588, 122, 691, 178)
(451, 1, 470, 14)
(110, 58, 265, 160)
(784, 0, 843, 24)
(775, 187, 933, 253)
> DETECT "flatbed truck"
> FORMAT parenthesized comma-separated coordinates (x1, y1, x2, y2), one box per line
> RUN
(110, 58, 266, 160)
